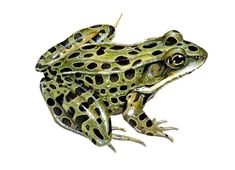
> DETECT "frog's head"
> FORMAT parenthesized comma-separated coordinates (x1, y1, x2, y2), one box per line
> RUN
(140, 30, 207, 92)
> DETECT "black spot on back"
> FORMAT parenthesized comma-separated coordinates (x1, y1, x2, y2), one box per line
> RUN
(92, 34, 101, 42)
(143, 42, 157, 48)
(60, 67, 72, 73)
(124, 69, 135, 80)
(95, 74, 103, 85)
(83, 53, 93, 58)
(68, 52, 80, 59)
(108, 26, 115, 38)
(82, 44, 96, 50)
(110, 45, 125, 50)
(120, 85, 128, 90)
(74, 32, 83, 42)
(48, 46, 56, 53)
(128, 51, 138, 55)
(53, 62, 61, 67)
(75, 73, 82, 78)
(132, 59, 142, 66)
(109, 87, 117, 93)
(110, 73, 119, 82)
(101, 63, 111, 69)
(152, 50, 163, 56)
(87, 62, 97, 69)
(115, 56, 130, 65)
(91, 24, 102, 28)
(111, 67, 120, 71)
(60, 39, 71, 49)
(73, 62, 84, 67)
(96, 47, 105, 55)
(64, 76, 73, 82)
(188, 46, 198, 51)
(111, 98, 118, 103)
(165, 37, 177, 46)
(75, 79, 84, 85)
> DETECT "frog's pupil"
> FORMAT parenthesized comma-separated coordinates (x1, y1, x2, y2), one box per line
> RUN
(173, 55, 184, 64)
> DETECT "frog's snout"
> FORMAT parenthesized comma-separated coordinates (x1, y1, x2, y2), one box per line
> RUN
(198, 47, 208, 61)
(190, 47, 207, 63)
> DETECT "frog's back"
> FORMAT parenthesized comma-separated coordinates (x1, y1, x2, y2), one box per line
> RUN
(55, 38, 165, 76)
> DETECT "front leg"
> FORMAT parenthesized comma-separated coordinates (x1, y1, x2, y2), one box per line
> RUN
(122, 92, 178, 142)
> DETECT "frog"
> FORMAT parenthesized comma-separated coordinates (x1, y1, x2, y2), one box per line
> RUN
(35, 17, 207, 152)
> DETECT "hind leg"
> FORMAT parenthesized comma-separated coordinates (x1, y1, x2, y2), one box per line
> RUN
(40, 78, 83, 135)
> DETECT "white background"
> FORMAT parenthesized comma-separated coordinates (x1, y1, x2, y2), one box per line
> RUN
(0, 0, 234, 169)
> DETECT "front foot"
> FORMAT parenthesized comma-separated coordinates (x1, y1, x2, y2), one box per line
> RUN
(146, 118, 178, 142)
(123, 92, 178, 142)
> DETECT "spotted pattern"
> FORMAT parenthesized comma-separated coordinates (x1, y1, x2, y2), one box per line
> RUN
(124, 69, 135, 80)
(165, 37, 177, 46)
(37, 23, 207, 149)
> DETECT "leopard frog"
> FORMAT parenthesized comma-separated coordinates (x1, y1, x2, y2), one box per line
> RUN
(35, 20, 207, 152)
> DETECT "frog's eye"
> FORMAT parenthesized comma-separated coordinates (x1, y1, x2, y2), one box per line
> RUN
(166, 54, 185, 69)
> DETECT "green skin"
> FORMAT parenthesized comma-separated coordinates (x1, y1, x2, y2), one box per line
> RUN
(35, 23, 207, 152)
